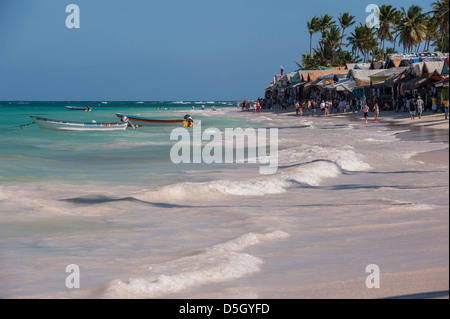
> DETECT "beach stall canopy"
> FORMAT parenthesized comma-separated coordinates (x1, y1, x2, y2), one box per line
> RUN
(348, 69, 384, 86)
(368, 67, 409, 84)
(402, 75, 430, 91)
(324, 78, 358, 92)
(302, 70, 349, 82)
(346, 63, 371, 70)
(385, 57, 402, 69)
(312, 74, 335, 87)
(411, 62, 425, 77)
(434, 77, 449, 88)
(423, 61, 445, 75)
(370, 61, 385, 69)
(384, 69, 409, 88)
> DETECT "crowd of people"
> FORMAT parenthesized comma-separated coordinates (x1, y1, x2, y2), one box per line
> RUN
(239, 93, 450, 123)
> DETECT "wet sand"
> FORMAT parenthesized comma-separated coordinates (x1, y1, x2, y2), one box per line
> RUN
(271, 108, 449, 166)
(248, 108, 448, 299)
(412, 148, 449, 167)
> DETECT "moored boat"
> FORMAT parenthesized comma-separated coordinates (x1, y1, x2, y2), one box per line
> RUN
(30, 116, 128, 131)
(116, 113, 193, 127)
(66, 106, 92, 111)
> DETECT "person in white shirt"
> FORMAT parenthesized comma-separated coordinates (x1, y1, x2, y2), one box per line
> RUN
(320, 100, 326, 115)
(417, 96, 424, 119)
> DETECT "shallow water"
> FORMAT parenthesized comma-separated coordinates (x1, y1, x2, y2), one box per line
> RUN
(0, 103, 448, 298)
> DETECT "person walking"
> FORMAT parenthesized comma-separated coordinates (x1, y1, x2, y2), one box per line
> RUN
(373, 102, 380, 123)
(295, 101, 300, 116)
(432, 96, 438, 113)
(417, 96, 424, 119)
(409, 98, 417, 120)
(443, 97, 449, 120)
(363, 103, 370, 124)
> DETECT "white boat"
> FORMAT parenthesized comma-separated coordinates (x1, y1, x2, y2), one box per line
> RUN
(30, 116, 128, 131)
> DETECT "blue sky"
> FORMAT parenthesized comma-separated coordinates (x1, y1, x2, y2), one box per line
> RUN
(0, 0, 435, 101)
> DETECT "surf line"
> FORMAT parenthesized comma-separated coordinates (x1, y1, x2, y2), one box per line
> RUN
(170, 121, 279, 175)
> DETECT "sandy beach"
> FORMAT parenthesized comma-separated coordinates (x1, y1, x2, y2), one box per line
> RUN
(1, 104, 448, 299)
(227, 107, 449, 299)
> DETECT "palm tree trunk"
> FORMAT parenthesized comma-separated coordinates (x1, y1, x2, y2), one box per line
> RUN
(339, 28, 346, 50)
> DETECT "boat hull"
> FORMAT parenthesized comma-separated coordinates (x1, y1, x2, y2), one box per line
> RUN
(30, 116, 128, 131)
(66, 106, 92, 111)
(115, 113, 185, 126)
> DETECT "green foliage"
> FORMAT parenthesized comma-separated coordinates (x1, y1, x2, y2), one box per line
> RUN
(296, 2, 449, 70)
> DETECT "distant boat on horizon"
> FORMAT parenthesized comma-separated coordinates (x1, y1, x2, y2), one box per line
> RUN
(66, 105, 92, 111)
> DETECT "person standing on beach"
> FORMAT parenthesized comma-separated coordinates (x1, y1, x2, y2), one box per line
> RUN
(320, 100, 325, 115)
(417, 96, 424, 119)
(432, 96, 438, 113)
(363, 103, 370, 124)
(373, 102, 380, 123)
(409, 98, 417, 120)
(295, 101, 300, 116)
(443, 97, 449, 120)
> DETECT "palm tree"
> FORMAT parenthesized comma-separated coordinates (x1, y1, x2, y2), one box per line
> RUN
(398, 5, 427, 53)
(324, 26, 346, 64)
(297, 52, 315, 70)
(307, 17, 320, 54)
(318, 14, 336, 43)
(312, 44, 331, 67)
(377, 5, 398, 54)
(347, 23, 378, 62)
(431, 0, 449, 51)
(385, 47, 397, 56)
(424, 17, 439, 51)
(338, 13, 356, 43)
(391, 10, 403, 52)
(336, 50, 362, 66)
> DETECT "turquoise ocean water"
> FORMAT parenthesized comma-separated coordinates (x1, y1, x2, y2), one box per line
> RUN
(0, 101, 247, 188)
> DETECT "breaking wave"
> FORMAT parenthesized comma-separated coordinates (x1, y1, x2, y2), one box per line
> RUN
(97, 230, 289, 298)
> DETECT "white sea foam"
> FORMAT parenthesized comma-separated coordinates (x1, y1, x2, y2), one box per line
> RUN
(100, 230, 289, 298)
(278, 145, 371, 171)
(135, 160, 343, 201)
(194, 101, 216, 104)
(386, 201, 439, 212)
(135, 144, 373, 201)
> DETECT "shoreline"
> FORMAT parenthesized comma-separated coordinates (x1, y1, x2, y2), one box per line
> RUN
(242, 108, 449, 167)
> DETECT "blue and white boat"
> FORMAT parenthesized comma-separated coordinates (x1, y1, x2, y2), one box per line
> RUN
(30, 116, 128, 131)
